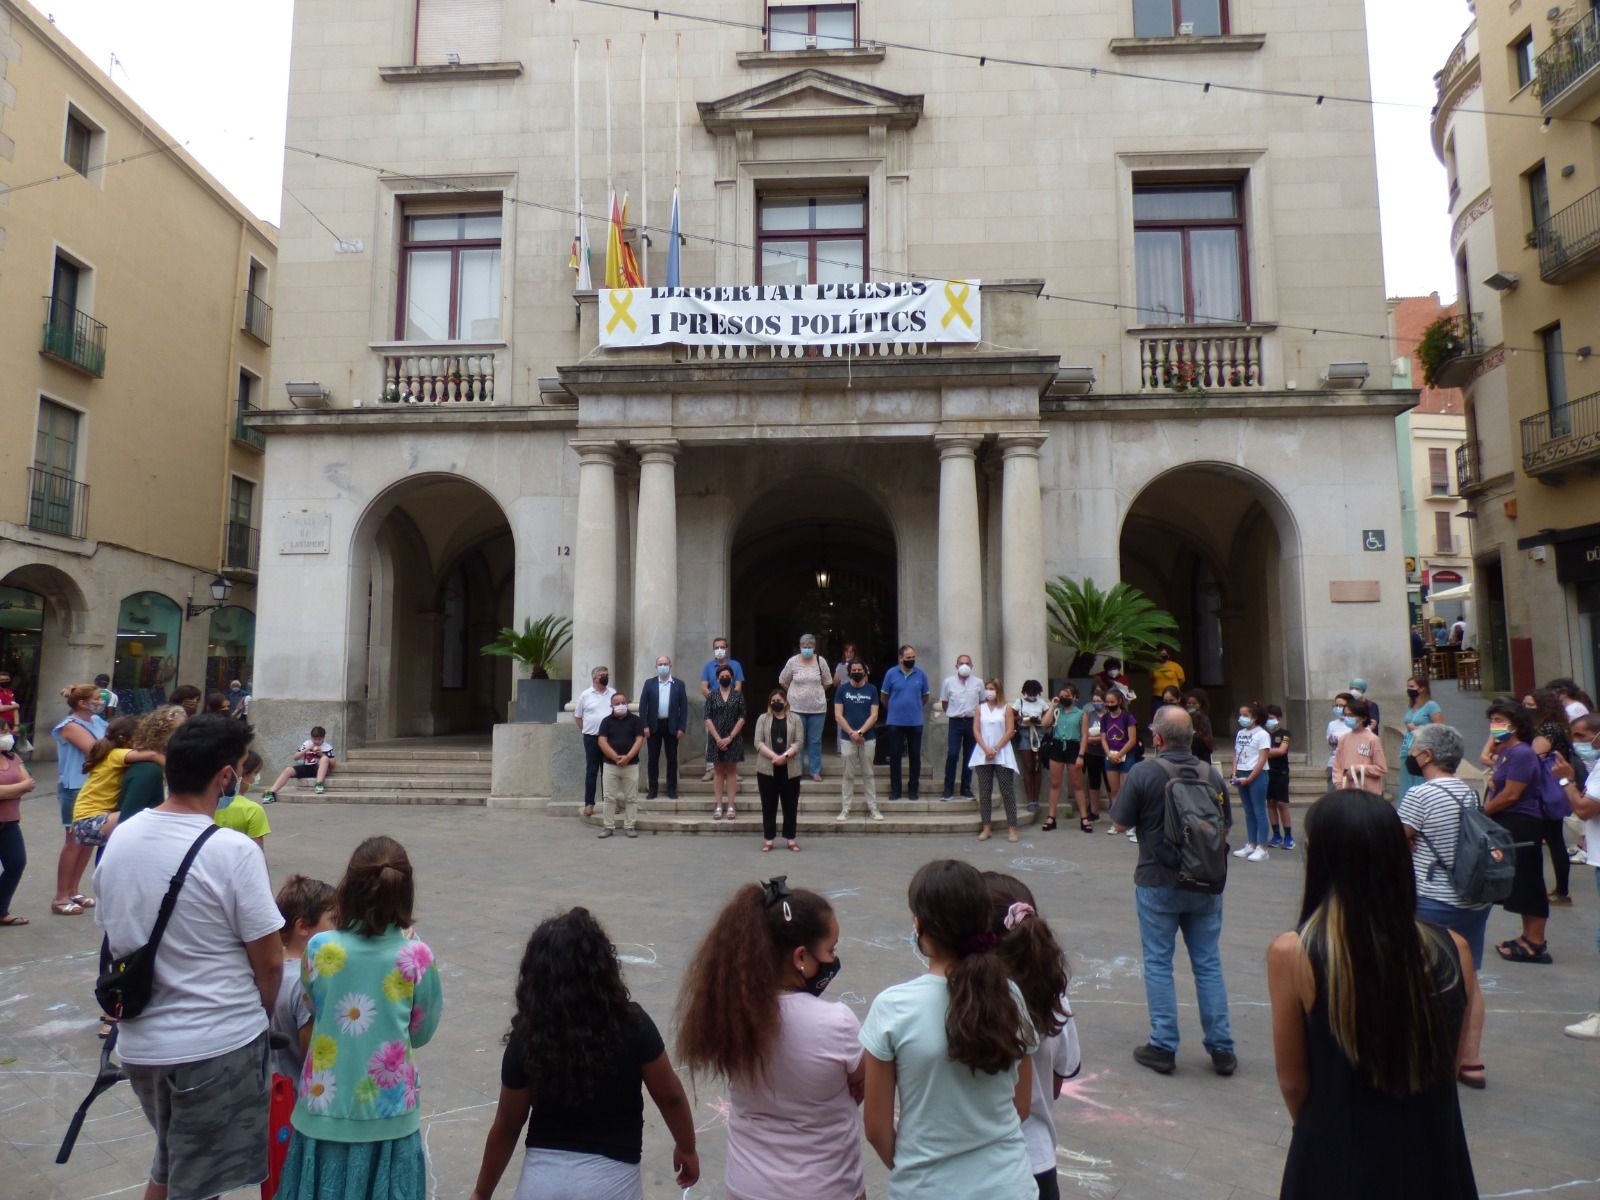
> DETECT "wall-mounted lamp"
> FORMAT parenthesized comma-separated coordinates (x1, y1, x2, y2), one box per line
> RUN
(186, 575, 234, 619)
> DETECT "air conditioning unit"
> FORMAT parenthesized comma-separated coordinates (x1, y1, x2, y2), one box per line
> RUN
(1178, 21, 1195, 35)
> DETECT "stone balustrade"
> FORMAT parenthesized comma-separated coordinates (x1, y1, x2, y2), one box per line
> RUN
(377, 345, 501, 404)
(1137, 329, 1266, 391)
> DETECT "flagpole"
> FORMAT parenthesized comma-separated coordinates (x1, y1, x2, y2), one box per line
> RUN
(573, 39, 582, 273)
(639, 32, 649, 285)
(604, 37, 613, 201)
(674, 32, 682, 187)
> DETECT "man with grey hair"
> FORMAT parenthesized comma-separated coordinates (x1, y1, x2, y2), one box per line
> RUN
(1111, 705, 1236, 1077)
(1397, 721, 1489, 1084)
(573, 664, 616, 818)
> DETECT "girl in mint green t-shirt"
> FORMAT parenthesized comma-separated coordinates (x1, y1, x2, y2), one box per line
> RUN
(279, 836, 443, 1200)
(860, 859, 1037, 1200)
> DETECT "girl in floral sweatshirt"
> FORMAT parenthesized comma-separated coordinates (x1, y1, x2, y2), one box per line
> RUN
(279, 836, 443, 1200)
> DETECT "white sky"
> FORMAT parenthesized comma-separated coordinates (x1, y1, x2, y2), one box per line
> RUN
(36, 0, 1470, 300)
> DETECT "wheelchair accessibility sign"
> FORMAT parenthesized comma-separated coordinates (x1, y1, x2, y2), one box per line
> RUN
(1362, 530, 1386, 552)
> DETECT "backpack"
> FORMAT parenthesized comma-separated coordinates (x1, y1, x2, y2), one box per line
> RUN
(1416, 780, 1516, 906)
(1153, 758, 1230, 895)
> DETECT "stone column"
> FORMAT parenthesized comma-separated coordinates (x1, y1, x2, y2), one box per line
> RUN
(999, 434, 1049, 693)
(631, 440, 680, 695)
(570, 441, 620, 692)
(935, 435, 985, 674)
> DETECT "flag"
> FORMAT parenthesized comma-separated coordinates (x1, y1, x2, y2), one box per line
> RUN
(604, 190, 624, 288)
(572, 211, 594, 291)
(665, 186, 681, 287)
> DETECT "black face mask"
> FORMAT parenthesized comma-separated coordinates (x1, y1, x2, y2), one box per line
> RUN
(801, 954, 842, 997)
(718, 676, 733, 687)
(902, 658, 916, 669)
(1406, 689, 1420, 702)
(1403, 753, 1424, 777)
(850, 673, 866, 684)
(597, 675, 609, 688)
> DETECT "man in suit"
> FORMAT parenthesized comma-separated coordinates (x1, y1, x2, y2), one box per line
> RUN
(640, 654, 689, 800)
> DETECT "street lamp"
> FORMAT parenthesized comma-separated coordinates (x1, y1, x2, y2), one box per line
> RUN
(186, 574, 233, 619)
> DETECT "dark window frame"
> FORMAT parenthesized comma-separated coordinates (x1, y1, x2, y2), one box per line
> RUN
(1512, 30, 1536, 89)
(1527, 162, 1551, 232)
(229, 475, 256, 526)
(1134, 0, 1230, 39)
(1428, 447, 1450, 495)
(64, 111, 94, 176)
(755, 190, 869, 285)
(394, 210, 503, 341)
(1132, 180, 1251, 325)
(765, 3, 859, 51)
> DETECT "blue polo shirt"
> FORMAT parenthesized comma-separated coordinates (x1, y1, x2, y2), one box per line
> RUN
(700, 658, 745, 686)
(880, 665, 930, 727)
(835, 681, 880, 739)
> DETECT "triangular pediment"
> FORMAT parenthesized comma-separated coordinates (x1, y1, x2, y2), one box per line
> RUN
(699, 69, 923, 134)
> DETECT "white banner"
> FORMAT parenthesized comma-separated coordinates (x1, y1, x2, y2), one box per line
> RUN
(597, 281, 981, 348)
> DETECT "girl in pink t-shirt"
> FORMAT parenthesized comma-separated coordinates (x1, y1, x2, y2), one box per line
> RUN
(676, 877, 865, 1200)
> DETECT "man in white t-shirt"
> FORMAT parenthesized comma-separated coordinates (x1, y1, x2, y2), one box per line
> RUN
(1553, 714, 1600, 1040)
(95, 714, 284, 1200)
(573, 664, 617, 817)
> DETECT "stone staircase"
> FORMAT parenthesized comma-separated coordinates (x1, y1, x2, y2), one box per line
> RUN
(267, 745, 492, 806)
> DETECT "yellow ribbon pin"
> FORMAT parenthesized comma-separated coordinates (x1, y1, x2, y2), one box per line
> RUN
(606, 289, 637, 334)
(941, 281, 974, 329)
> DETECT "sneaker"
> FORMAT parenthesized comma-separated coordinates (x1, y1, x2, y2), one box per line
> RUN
(1132, 1043, 1176, 1075)
(1107, 822, 1120, 835)
(1232, 844, 1255, 858)
(261, 791, 276, 804)
(701, 768, 714, 782)
(313, 783, 325, 795)
(1282, 835, 1295, 850)
(960, 793, 975, 802)
(596, 828, 614, 839)
(625, 828, 638, 839)
(1568, 846, 1586, 864)
(1564, 1013, 1600, 1040)
(1267, 833, 1283, 848)
(1126, 830, 1138, 842)
(1549, 890, 1573, 906)
(836, 809, 850, 822)
(1247, 847, 1270, 862)
(1027, 801, 1040, 813)
(869, 806, 884, 821)
(1210, 1050, 1238, 1076)
(942, 793, 955, 801)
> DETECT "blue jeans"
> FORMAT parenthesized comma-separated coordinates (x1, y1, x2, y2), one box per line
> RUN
(1236, 774, 1268, 846)
(797, 711, 826, 776)
(1415, 897, 1492, 971)
(1134, 885, 1234, 1054)
(944, 718, 976, 796)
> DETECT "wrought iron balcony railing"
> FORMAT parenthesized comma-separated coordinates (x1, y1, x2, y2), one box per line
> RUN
(242, 290, 272, 344)
(224, 522, 260, 572)
(1534, 186, 1600, 283)
(1535, 7, 1600, 113)
(27, 466, 88, 538)
(39, 296, 106, 377)
(1521, 389, 1600, 477)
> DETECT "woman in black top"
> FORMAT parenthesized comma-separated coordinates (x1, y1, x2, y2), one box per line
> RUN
(1184, 688, 1216, 764)
(1268, 790, 1479, 1200)
(1524, 689, 1575, 904)
(468, 908, 699, 1200)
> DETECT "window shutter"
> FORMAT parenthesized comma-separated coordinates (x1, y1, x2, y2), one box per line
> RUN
(1428, 447, 1449, 494)
(416, 0, 503, 65)
(1434, 511, 1453, 553)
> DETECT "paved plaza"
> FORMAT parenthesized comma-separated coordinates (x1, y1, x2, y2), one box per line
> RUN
(3, 791, 1598, 1200)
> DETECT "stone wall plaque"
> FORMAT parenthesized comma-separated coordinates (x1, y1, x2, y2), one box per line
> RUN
(1329, 580, 1381, 603)
(280, 512, 332, 555)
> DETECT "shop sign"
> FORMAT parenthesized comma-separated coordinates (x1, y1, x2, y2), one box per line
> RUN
(1555, 536, 1600, 584)
(280, 512, 331, 555)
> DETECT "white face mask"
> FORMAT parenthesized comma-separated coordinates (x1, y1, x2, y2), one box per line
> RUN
(957, 664, 972, 678)
(714, 648, 728, 660)
(0, 734, 12, 754)
(612, 703, 628, 716)
(983, 688, 997, 702)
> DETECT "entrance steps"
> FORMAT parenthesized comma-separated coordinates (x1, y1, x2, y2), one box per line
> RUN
(583, 801, 1042, 837)
(268, 746, 491, 807)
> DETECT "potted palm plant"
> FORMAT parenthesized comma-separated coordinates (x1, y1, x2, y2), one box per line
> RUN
(481, 615, 573, 723)
(1045, 576, 1181, 681)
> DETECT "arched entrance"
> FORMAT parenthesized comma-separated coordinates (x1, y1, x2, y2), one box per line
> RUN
(730, 475, 899, 724)
(356, 475, 514, 740)
(114, 591, 183, 713)
(0, 564, 89, 742)
(1119, 465, 1304, 727)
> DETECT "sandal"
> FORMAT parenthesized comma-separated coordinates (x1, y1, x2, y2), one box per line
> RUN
(1080, 818, 1094, 832)
(1496, 938, 1552, 964)
(70, 894, 95, 909)
(1042, 817, 1057, 831)
(1456, 1063, 1486, 1090)
(713, 805, 725, 820)
(977, 828, 992, 841)
(0, 914, 28, 926)
(50, 900, 85, 916)
(761, 841, 773, 853)
(788, 841, 801, 852)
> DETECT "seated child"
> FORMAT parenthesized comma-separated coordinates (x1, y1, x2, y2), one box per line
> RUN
(262, 726, 335, 802)
(70, 717, 160, 845)
(215, 750, 271, 852)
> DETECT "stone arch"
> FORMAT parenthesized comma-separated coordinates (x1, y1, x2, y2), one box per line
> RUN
(0, 562, 94, 739)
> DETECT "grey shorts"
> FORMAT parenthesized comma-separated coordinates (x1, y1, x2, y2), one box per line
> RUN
(125, 1031, 270, 1200)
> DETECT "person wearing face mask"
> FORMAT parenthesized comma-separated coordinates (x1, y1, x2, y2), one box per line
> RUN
(572, 666, 617, 819)
(0, 724, 36, 926)
(51, 683, 107, 917)
(1481, 700, 1553, 965)
(1333, 699, 1387, 797)
(1347, 679, 1380, 732)
(1080, 689, 1109, 829)
(638, 656, 688, 801)
(699, 638, 745, 783)
(1097, 688, 1141, 833)
(677, 878, 861, 1200)
(881, 646, 931, 803)
(1011, 681, 1051, 816)
(778, 634, 832, 784)
(1547, 714, 1600, 1039)
(1398, 676, 1445, 802)
(939, 655, 984, 801)
(596, 692, 647, 839)
(1230, 703, 1273, 861)
(970, 679, 1021, 843)
(1326, 693, 1356, 789)
(1263, 705, 1294, 850)
(1149, 645, 1185, 709)
(705, 667, 747, 820)
(1045, 686, 1086, 833)
(1184, 688, 1216, 765)
(834, 661, 883, 822)
(754, 690, 804, 852)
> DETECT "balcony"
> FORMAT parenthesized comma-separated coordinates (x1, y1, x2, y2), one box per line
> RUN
(1455, 440, 1484, 494)
(223, 521, 260, 573)
(242, 290, 272, 344)
(1535, 7, 1600, 115)
(26, 467, 88, 539)
(1521, 389, 1600, 479)
(1534, 186, 1600, 284)
(1423, 313, 1486, 388)
(376, 344, 502, 404)
(1136, 329, 1265, 392)
(39, 296, 106, 377)
(233, 407, 266, 451)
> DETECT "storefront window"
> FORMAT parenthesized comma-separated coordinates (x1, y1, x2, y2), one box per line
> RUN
(114, 592, 182, 713)
(0, 586, 45, 736)
(206, 606, 255, 694)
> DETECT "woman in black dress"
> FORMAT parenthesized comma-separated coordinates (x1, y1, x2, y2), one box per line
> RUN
(1268, 789, 1480, 1200)
(704, 668, 746, 821)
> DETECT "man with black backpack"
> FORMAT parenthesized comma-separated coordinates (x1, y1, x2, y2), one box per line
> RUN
(1111, 705, 1237, 1077)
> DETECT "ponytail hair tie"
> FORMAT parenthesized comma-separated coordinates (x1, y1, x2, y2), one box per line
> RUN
(1003, 901, 1036, 931)
(962, 931, 999, 956)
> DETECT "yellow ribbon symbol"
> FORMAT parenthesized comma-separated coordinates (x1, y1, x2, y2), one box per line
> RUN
(606, 289, 637, 334)
(941, 281, 974, 329)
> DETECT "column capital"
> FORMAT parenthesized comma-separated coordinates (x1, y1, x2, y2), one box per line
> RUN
(630, 439, 682, 465)
(933, 433, 985, 459)
(571, 439, 622, 466)
(996, 431, 1048, 459)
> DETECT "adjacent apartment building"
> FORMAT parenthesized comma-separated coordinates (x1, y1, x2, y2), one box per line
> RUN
(0, 0, 277, 741)
(1433, 4, 1600, 697)
(255, 0, 1412, 787)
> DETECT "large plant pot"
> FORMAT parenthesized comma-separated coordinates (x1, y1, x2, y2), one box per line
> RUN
(514, 678, 570, 724)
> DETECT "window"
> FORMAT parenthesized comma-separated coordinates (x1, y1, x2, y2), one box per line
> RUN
(1443, 136, 1458, 204)
(757, 192, 866, 284)
(226, 478, 257, 570)
(415, 0, 503, 65)
(1542, 323, 1570, 436)
(1512, 30, 1536, 89)
(30, 399, 83, 537)
(767, 4, 857, 51)
(1133, 0, 1227, 38)
(1133, 182, 1248, 325)
(1428, 447, 1450, 495)
(52, 254, 82, 316)
(237, 369, 257, 418)
(1527, 163, 1551, 233)
(398, 209, 502, 340)
(1434, 511, 1454, 554)
(64, 111, 94, 176)
(229, 477, 255, 526)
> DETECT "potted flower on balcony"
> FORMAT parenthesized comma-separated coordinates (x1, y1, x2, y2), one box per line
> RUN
(1164, 358, 1208, 409)
(481, 615, 574, 723)
(1416, 315, 1468, 387)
